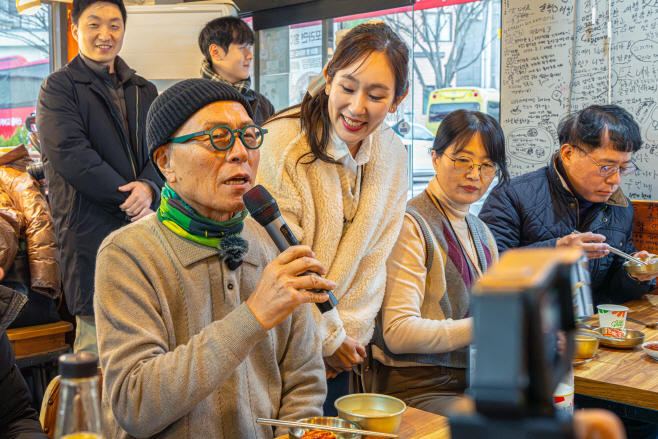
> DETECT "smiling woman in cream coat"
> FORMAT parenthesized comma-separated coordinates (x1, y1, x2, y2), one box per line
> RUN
(256, 21, 410, 413)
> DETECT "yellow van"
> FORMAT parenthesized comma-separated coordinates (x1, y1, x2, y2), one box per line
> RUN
(426, 88, 500, 134)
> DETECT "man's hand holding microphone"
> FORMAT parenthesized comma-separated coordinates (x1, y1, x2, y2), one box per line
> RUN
(246, 246, 334, 330)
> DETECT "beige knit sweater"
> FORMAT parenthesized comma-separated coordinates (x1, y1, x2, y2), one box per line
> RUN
(256, 115, 408, 353)
(94, 215, 326, 439)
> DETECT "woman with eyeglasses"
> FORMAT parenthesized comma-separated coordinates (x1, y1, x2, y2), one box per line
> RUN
(366, 109, 509, 416)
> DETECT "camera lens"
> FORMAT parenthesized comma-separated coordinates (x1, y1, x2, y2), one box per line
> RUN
(27, 162, 45, 181)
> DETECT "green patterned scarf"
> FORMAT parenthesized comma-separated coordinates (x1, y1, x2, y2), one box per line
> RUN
(157, 184, 249, 269)
(201, 59, 252, 95)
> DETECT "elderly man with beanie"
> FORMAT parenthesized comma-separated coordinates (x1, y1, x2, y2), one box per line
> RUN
(93, 79, 330, 439)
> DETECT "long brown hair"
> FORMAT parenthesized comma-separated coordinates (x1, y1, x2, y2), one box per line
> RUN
(264, 22, 410, 165)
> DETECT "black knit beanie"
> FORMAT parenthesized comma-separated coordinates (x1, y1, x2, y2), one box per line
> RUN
(146, 78, 254, 179)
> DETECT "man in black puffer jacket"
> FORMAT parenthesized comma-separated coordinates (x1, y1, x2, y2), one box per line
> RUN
(480, 105, 656, 306)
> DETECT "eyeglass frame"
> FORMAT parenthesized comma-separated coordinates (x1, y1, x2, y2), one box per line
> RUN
(168, 124, 268, 151)
(437, 152, 498, 179)
(570, 144, 637, 177)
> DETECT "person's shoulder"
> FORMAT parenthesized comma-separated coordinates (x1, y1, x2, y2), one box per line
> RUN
(132, 73, 158, 96)
(249, 89, 273, 106)
(40, 66, 75, 94)
(260, 111, 305, 157)
(98, 214, 163, 256)
(491, 166, 550, 198)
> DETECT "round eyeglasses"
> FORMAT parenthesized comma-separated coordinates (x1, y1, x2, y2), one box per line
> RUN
(168, 125, 267, 151)
(445, 155, 498, 178)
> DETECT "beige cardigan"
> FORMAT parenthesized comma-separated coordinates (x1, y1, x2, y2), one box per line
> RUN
(256, 115, 408, 354)
(94, 215, 326, 438)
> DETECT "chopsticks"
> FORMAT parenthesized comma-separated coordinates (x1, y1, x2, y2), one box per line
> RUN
(576, 331, 624, 342)
(571, 231, 647, 265)
(256, 418, 400, 438)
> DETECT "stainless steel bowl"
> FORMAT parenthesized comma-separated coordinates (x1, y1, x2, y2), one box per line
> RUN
(623, 256, 658, 275)
(288, 417, 361, 439)
(335, 394, 406, 438)
(594, 327, 645, 349)
(574, 329, 600, 363)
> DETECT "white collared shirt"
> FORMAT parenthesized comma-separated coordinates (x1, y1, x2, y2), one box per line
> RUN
(326, 130, 373, 194)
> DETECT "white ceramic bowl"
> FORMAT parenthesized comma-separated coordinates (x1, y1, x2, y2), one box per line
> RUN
(642, 342, 658, 360)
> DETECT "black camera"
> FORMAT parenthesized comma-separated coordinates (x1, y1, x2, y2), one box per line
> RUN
(449, 247, 583, 439)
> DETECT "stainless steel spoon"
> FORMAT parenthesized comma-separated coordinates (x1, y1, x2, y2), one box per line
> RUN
(626, 317, 658, 328)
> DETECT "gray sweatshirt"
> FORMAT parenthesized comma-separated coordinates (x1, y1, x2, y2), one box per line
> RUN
(94, 215, 326, 439)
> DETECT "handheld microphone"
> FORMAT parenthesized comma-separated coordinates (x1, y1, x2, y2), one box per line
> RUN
(243, 185, 338, 313)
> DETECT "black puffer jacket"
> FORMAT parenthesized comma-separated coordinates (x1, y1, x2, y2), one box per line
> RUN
(36, 55, 163, 316)
(479, 155, 656, 305)
(0, 285, 48, 439)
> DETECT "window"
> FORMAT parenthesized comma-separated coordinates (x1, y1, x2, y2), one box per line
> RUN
(255, 0, 501, 198)
(422, 85, 434, 114)
(425, 11, 452, 42)
(0, 0, 51, 143)
(487, 100, 500, 121)
(429, 102, 481, 123)
(258, 22, 323, 112)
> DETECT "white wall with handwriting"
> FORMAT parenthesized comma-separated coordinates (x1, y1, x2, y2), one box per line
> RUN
(502, 0, 658, 200)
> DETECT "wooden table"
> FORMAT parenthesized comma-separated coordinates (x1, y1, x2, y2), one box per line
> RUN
(574, 294, 658, 422)
(275, 406, 450, 438)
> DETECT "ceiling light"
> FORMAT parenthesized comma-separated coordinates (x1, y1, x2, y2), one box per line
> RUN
(16, 0, 41, 15)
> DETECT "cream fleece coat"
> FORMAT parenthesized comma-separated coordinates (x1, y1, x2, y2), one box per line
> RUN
(256, 115, 408, 351)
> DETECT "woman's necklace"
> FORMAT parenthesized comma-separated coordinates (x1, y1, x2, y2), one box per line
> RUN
(427, 190, 484, 281)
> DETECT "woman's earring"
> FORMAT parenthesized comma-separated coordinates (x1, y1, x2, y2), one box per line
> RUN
(326, 86, 331, 95)
(389, 105, 397, 113)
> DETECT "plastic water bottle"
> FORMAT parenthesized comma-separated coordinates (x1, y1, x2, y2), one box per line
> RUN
(553, 365, 575, 415)
(54, 352, 102, 439)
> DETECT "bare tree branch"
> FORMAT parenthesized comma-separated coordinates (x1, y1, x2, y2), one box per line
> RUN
(384, 1, 496, 91)
(0, 3, 49, 55)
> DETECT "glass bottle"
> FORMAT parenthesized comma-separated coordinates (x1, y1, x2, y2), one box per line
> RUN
(54, 352, 102, 439)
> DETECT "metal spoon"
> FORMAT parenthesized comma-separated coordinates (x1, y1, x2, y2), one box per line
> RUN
(627, 317, 658, 328)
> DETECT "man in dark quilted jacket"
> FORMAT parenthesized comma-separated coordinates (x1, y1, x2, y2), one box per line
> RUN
(480, 105, 657, 306)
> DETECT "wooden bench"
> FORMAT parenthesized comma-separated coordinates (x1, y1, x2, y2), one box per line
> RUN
(6, 321, 73, 360)
(6, 321, 73, 410)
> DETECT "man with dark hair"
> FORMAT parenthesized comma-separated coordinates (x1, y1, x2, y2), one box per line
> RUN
(480, 105, 657, 305)
(198, 16, 274, 125)
(36, 0, 163, 354)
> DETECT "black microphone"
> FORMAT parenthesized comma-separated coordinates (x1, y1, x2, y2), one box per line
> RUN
(243, 185, 338, 313)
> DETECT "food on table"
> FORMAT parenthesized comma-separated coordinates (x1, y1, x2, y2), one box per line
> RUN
(645, 342, 658, 352)
(301, 431, 337, 439)
(602, 328, 625, 338)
